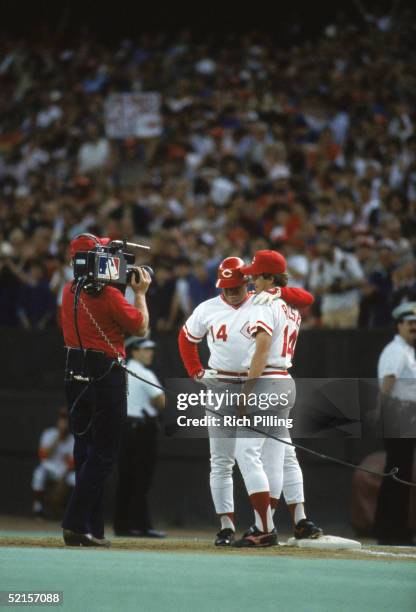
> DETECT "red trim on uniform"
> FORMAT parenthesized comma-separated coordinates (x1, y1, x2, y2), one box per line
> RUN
(178, 328, 204, 378)
(256, 320, 273, 333)
(252, 320, 273, 336)
(183, 324, 203, 342)
(220, 293, 250, 309)
(260, 371, 289, 376)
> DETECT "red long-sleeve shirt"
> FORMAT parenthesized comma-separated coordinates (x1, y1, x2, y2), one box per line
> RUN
(61, 282, 143, 358)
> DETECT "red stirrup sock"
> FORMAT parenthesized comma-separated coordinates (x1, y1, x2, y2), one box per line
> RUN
(250, 492, 274, 533)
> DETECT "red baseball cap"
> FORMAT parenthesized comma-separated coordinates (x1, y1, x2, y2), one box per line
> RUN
(240, 250, 287, 275)
(70, 234, 111, 258)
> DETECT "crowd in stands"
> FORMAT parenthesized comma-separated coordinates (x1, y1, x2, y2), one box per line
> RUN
(1, 8, 416, 331)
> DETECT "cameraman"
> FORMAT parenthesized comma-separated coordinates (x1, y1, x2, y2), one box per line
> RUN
(309, 236, 364, 328)
(60, 234, 151, 547)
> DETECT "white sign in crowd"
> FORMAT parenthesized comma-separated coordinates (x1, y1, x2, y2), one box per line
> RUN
(104, 92, 162, 139)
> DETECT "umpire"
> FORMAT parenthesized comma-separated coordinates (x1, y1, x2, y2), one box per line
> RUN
(113, 337, 165, 537)
(374, 302, 416, 545)
(61, 234, 151, 546)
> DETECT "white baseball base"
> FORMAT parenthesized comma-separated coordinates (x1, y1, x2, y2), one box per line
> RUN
(286, 535, 362, 550)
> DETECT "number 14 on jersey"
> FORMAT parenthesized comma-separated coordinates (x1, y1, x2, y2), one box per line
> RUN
(210, 324, 228, 342)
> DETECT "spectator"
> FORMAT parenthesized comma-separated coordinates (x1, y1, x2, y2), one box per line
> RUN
(360, 241, 397, 327)
(146, 263, 178, 332)
(309, 236, 365, 328)
(17, 261, 56, 330)
(77, 124, 110, 175)
(188, 262, 217, 309)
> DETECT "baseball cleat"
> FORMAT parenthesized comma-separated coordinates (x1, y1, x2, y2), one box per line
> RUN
(215, 528, 235, 546)
(294, 519, 323, 539)
(233, 526, 278, 548)
(242, 524, 258, 538)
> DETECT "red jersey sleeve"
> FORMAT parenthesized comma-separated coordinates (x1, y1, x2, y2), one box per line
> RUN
(280, 286, 314, 308)
(178, 328, 204, 378)
(106, 288, 144, 336)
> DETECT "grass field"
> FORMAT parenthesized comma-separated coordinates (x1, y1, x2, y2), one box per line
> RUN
(0, 518, 415, 612)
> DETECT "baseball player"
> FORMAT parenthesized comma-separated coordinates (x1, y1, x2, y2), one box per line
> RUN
(233, 250, 311, 547)
(178, 255, 321, 545)
(32, 408, 75, 517)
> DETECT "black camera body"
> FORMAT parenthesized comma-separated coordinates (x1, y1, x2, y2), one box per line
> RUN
(73, 241, 139, 289)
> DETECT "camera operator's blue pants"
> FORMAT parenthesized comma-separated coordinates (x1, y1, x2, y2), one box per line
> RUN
(62, 365, 127, 538)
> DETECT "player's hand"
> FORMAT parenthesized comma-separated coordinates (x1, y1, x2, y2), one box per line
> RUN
(253, 287, 281, 305)
(131, 266, 152, 295)
(203, 369, 220, 379)
(193, 369, 220, 386)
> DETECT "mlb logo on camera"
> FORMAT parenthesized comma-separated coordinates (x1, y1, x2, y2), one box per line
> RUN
(97, 255, 120, 280)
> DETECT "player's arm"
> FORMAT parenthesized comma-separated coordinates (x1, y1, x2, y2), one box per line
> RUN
(247, 329, 272, 380)
(253, 287, 314, 308)
(178, 304, 207, 379)
(245, 305, 275, 383)
(280, 286, 314, 307)
(178, 328, 205, 379)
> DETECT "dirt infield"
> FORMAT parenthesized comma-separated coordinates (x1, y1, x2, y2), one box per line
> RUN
(1, 534, 415, 563)
(1, 515, 415, 563)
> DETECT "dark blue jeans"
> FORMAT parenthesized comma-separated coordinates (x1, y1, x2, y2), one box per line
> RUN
(62, 363, 126, 538)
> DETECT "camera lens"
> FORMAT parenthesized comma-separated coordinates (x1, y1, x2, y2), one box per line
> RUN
(141, 265, 154, 278)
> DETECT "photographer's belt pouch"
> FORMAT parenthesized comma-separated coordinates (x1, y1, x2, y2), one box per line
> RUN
(65, 347, 111, 381)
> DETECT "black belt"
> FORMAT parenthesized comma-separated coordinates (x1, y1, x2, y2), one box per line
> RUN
(65, 347, 124, 381)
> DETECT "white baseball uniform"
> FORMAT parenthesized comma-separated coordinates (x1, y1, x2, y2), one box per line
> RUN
(182, 294, 304, 517)
(32, 428, 75, 491)
(235, 299, 301, 517)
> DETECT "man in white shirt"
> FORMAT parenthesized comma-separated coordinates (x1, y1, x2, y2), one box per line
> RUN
(77, 124, 110, 174)
(113, 338, 166, 538)
(374, 302, 416, 545)
(309, 237, 364, 328)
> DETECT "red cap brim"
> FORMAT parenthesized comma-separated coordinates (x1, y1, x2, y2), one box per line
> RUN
(240, 264, 258, 275)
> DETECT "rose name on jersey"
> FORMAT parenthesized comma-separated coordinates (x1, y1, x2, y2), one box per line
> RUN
(281, 302, 302, 329)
